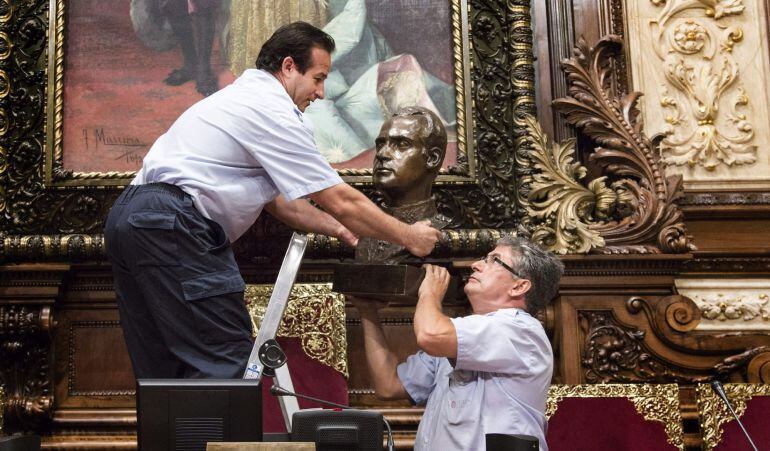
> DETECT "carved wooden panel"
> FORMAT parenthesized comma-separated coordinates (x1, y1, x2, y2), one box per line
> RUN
(0, 265, 67, 433)
(625, 0, 770, 191)
(676, 278, 770, 331)
(67, 321, 134, 396)
(53, 274, 136, 411)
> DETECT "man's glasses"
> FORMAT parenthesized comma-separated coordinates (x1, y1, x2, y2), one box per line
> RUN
(482, 255, 524, 279)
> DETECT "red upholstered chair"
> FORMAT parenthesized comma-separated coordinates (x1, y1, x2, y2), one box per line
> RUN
(546, 384, 684, 451)
(245, 284, 350, 433)
(696, 383, 770, 451)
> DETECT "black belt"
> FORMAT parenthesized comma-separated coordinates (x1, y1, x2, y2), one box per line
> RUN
(122, 182, 188, 202)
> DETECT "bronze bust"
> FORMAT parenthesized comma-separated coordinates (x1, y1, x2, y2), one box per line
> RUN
(356, 106, 452, 264)
(333, 106, 456, 302)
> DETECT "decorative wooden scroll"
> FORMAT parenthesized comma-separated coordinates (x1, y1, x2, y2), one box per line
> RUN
(521, 36, 695, 255)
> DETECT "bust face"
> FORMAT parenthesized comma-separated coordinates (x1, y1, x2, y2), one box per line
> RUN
(373, 115, 433, 205)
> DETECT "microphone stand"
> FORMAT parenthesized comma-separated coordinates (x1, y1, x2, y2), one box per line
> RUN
(270, 384, 395, 451)
(710, 381, 758, 451)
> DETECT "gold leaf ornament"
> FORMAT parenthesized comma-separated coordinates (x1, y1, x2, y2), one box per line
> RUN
(524, 116, 635, 254)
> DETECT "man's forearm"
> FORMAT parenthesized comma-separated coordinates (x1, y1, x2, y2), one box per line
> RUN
(311, 185, 412, 246)
(266, 196, 348, 238)
(414, 296, 457, 358)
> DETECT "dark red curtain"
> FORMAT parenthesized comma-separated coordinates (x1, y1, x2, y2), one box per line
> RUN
(546, 397, 678, 451)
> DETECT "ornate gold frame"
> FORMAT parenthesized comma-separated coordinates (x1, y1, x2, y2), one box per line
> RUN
(696, 383, 770, 451)
(547, 384, 685, 451)
(44, 0, 476, 187)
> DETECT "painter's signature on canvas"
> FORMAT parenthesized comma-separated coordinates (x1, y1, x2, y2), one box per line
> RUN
(82, 128, 147, 165)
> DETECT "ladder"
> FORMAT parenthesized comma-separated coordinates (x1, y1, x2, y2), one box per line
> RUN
(243, 232, 307, 431)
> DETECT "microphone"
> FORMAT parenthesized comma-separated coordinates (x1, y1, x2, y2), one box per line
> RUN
(710, 381, 758, 451)
(270, 384, 394, 451)
(269, 384, 350, 410)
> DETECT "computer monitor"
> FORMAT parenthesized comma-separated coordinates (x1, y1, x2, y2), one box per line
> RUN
(291, 409, 383, 451)
(137, 379, 262, 451)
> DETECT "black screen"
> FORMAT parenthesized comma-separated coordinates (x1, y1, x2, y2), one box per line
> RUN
(137, 379, 262, 451)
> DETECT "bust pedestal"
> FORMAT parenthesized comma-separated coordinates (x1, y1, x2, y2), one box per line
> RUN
(333, 263, 458, 304)
(332, 199, 457, 304)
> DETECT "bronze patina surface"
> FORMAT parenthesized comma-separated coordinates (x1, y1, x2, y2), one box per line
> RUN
(334, 106, 458, 303)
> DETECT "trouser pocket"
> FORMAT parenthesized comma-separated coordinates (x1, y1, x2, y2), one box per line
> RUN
(181, 269, 251, 344)
(128, 210, 180, 266)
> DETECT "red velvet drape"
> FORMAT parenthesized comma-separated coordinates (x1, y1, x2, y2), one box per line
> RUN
(261, 337, 349, 433)
(546, 397, 678, 451)
(714, 397, 770, 451)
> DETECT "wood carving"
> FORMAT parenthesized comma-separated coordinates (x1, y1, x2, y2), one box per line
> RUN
(529, 35, 696, 254)
(651, 0, 756, 169)
(693, 293, 769, 324)
(579, 310, 710, 383)
(627, 296, 770, 382)
(578, 309, 767, 383)
(0, 305, 54, 432)
(523, 116, 635, 254)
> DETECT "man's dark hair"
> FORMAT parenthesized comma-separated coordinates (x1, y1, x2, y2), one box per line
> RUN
(255, 22, 335, 74)
(392, 106, 447, 171)
(497, 235, 564, 314)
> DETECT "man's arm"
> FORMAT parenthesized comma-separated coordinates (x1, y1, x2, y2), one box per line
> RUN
(265, 195, 357, 247)
(309, 184, 440, 257)
(350, 299, 409, 400)
(414, 264, 457, 358)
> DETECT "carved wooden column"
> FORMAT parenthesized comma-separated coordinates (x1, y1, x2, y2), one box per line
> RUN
(0, 264, 68, 433)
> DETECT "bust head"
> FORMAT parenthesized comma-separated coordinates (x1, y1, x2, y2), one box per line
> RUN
(373, 106, 447, 207)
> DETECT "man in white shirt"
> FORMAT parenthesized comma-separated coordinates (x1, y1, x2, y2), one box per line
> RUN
(352, 236, 564, 450)
(104, 22, 441, 379)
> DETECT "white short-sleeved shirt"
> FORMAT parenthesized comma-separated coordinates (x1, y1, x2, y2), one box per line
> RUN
(133, 69, 344, 241)
(397, 308, 553, 451)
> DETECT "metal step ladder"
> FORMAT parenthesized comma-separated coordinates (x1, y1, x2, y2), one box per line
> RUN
(243, 232, 307, 431)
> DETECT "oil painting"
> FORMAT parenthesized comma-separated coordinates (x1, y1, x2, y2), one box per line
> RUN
(53, 0, 467, 183)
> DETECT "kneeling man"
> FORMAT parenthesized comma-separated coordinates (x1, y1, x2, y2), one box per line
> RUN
(352, 236, 564, 450)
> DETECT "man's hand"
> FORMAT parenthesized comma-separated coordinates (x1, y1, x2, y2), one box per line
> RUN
(418, 264, 450, 304)
(406, 220, 441, 257)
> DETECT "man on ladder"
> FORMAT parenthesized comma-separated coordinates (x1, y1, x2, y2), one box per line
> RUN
(104, 21, 440, 388)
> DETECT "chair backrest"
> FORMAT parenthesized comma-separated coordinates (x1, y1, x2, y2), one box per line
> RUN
(546, 384, 684, 451)
(696, 383, 770, 451)
(486, 433, 538, 451)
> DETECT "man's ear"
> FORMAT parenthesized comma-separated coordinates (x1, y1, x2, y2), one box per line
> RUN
(281, 56, 296, 75)
(508, 278, 531, 299)
(426, 146, 443, 170)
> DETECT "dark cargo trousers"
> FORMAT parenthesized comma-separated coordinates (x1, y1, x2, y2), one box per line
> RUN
(104, 183, 253, 378)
